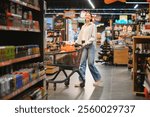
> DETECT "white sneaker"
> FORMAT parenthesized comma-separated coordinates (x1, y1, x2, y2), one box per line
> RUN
(93, 80, 104, 87)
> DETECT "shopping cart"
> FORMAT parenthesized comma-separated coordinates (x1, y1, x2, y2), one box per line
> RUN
(44, 46, 85, 91)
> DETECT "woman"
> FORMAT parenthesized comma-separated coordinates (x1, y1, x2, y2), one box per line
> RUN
(75, 12, 103, 87)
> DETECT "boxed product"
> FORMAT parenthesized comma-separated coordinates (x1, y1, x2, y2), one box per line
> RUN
(16, 4, 22, 16)
(9, 2, 16, 14)
(13, 16, 22, 27)
(21, 71, 30, 85)
(33, 21, 40, 30)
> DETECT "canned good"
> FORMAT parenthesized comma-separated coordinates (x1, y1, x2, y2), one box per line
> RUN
(0, 79, 5, 97)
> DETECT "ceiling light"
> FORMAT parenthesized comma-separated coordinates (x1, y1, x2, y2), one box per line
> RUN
(134, 4, 138, 9)
(126, 2, 149, 4)
(88, 0, 95, 9)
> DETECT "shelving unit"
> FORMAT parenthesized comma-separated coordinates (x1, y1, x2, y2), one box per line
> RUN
(10, 0, 40, 11)
(132, 36, 150, 95)
(0, 0, 45, 99)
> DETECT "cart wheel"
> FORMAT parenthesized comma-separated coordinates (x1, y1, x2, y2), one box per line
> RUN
(80, 82, 85, 88)
(64, 81, 69, 87)
(54, 83, 56, 91)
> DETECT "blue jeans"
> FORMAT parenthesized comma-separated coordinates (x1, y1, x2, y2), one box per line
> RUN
(79, 43, 101, 82)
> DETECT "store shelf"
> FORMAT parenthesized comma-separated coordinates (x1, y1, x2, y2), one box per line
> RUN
(27, 28, 40, 32)
(1, 75, 46, 100)
(7, 12, 22, 18)
(0, 54, 40, 67)
(133, 36, 150, 94)
(134, 92, 144, 94)
(133, 36, 150, 39)
(9, 0, 40, 11)
(0, 25, 40, 32)
(0, 0, 44, 100)
(135, 53, 150, 57)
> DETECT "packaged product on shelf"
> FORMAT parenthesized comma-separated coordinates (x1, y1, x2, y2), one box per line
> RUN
(27, 45, 32, 55)
(21, 20, 27, 29)
(28, 20, 34, 29)
(0, 79, 5, 97)
(14, 74, 23, 89)
(32, 72, 38, 80)
(29, 87, 45, 100)
(16, 4, 22, 16)
(9, 75, 16, 92)
(9, 2, 16, 14)
(15, 45, 28, 58)
(5, 46, 10, 60)
(33, 21, 40, 30)
(23, 12, 28, 20)
(38, 62, 45, 77)
(13, 16, 22, 28)
(5, 46, 15, 60)
(20, 71, 30, 86)
(15, 46, 21, 58)
(29, 88, 41, 100)
(27, 68, 34, 82)
(28, 11, 33, 20)
(6, 14, 13, 27)
(3, 76, 11, 94)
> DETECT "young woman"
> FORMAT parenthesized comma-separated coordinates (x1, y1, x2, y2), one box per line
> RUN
(75, 12, 103, 87)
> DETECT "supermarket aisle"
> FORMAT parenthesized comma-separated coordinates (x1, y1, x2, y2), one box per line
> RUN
(46, 64, 145, 100)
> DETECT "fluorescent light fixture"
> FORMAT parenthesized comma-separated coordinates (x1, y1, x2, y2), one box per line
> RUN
(134, 4, 138, 9)
(126, 2, 149, 4)
(88, 0, 95, 9)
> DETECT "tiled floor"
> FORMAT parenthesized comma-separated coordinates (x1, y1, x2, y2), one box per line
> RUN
(46, 64, 145, 100)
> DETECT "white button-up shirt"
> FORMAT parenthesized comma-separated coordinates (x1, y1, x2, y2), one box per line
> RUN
(76, 22, 97, 46)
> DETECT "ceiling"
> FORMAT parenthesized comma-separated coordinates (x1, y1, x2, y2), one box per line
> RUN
(45, 0, 149, 17)
(45, 0, 148, 9)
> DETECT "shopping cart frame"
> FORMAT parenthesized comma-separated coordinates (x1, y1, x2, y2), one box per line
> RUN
(45, 47, 85, 91)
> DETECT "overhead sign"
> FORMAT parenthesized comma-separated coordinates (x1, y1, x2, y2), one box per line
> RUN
(120, 15, 127, 20)
(64, 10, 75, 19)
(80, 11, 86, 18)
(104, 0, 126, 4)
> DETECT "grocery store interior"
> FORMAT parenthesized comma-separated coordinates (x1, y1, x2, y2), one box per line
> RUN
(0, 0, 150, 100)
